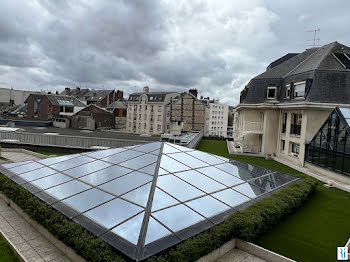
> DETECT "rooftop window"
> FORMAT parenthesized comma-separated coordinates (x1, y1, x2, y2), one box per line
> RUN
(293, 82, 305, 98)
(267, 86, 277, 99)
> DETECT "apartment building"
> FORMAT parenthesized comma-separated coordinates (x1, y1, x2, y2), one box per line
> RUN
(201, 98, 229, 137)
(126, 87, 179, 134)
(234, 41, 350, 178)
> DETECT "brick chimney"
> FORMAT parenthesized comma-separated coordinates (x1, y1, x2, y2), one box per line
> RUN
(116, 90, 123, 100)
(65, 87, 71, 95)
(189, 88, 198, 98)
(76, 86, 80, 91)
(56, 91, 59, 95)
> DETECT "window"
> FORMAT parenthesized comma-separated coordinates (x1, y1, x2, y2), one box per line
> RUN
(139, 105, 142, 110)
(144, 114, 147, 120)
(282, 113, 287, 133)
(290, 113, 302, 135)
(145, 105, 147, 110)
(65, 106, 73, 113)
(157, 125, 161, 131)
(151, 105, 154, 112)
(139, 114, 141, 120)
(267, 86, 277, 99)
(157, 115, 161, 121)
(144, 123, 147, 129)
(281, 140, 285, 151)
(158, 106, 162, 112)
(290, 142, 300, 155)
(293, 82, 305, 98)
(285, 85, 291, 98)
(60, 106, 64, 112)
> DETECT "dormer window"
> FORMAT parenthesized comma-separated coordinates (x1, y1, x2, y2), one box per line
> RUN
(285, 84, 291, 99)
(294, 81, 306, 98)
(267, 86, 277, 99)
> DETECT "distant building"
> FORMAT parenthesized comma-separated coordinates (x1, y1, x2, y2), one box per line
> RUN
(126, 86, 179, 134)
(234, 41, 350, 179)
(166, 89, 207, 135)
(107, 99, 128, 130)
(25, 94, 86, 121)
(0, 87, 39, 106)
(201, 98, 229, 137)
(71, 104, 114, 130)
(60, 87, 124, 108)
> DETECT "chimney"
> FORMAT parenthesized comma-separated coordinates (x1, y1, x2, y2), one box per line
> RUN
(143, 86, 150, 93)
(56, 91, 59, 95)
(65, 87, 71, 95)
(76, 86, 80, 91)
(189, 88, 198, 98)
(116, 90, 123, 100)
(200, 96, 203, 99)
(48, 91, 52, 94)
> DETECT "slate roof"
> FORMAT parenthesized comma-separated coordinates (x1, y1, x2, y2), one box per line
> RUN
(60, 89, 113, 102)
(128, 92, 175, 103)
(107, 99, 128, 110)
(46, 95, 86, 107)
(240, 41, 350, 104)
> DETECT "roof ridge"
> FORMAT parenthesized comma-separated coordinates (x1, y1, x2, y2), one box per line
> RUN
(283, 47, 320, 77)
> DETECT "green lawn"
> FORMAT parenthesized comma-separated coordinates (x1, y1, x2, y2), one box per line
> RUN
(0, 236, 20, 262)
(197, 139, 350, 262)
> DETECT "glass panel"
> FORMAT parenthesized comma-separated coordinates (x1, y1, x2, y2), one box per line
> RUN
(63, 188, 114, 213)
(187, 151, 224, 165)
(157, 175, 205, 201)
(19, 167, 57, 181)
(102, 150, 144, 164)
(152, 204, 203, 232)
(145, 216, 171, 245)
(150, 149, 160, 155)
(186, 195, 230, 218)
(165, 143, 193, 152)
(175, 170, 226, 193)
(212, 189, 250, 207)
(45, 180, 91, 200)
(99, 172, 152, 196)
(151, 187, 180, 211)
(10, 162, 44, 175)
(232, 183, 266, 198)
(138, 163, 157, 175)
(340, 107, 350, 118)
(38, 154, 81, 166)
(169, 153, 209, 168)
(215, 163, 240, 177)
(122, 183, 152, 207)
(2, 161, 31, 169)
(50, 156, 93, 171)
(119, 154, 158, 170)
(159, 155, 189, 173)
(335, 154, 344, 172)
(85, 148, 127, 159)
(32, 173, 72, 190)
(132, 142, 161, 153)
(197, 166, 244, 186)
(85, 198, 143, 229)
(64, 161, 112, 178)
(157, 168, 169, 176)
(79, 165, 133, 186)
(162, 144, 181, 154)
(112, 212, 145, 245)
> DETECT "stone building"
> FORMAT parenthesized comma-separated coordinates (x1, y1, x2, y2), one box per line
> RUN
(234, 41, 350, 180)
(166, 89, 207, 135)
(71, 104, 114, 130)
(201, 98, 229, 137)
(126, 87, 179, 134)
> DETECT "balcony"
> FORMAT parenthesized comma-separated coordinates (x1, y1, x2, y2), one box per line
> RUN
(243, 122, 263, 134)
(290, 124, 301, 136)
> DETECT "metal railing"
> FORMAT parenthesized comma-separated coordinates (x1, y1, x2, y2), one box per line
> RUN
(0, 131, 149, 149)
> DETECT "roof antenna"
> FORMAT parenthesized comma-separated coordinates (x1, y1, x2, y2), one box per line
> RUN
(307, 28, 321, 47)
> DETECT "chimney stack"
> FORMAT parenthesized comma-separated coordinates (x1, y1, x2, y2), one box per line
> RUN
(116, 90, 123, 100)
(65, 87, 71, 95)
(56, 91, 59, 95)
(76, 86, 80, 91)
(143, 86, 150, 93)
(48, 91, 52, 94)
(189, 88, 198, 98)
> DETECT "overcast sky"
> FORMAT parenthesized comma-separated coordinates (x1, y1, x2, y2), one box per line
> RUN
(0, 0, 349, 106)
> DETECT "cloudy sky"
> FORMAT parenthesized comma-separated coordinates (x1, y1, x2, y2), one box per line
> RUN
(0, 0, 349, 106)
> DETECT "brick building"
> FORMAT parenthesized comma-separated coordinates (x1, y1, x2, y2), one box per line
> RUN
(107, 99, 128, 130)
(71, 104, 115, 130)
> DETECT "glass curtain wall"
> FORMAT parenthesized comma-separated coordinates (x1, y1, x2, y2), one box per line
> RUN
(306, 108, 350, 176)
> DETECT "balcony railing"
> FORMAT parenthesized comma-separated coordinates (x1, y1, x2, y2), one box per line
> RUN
(290, 124, 301, 136)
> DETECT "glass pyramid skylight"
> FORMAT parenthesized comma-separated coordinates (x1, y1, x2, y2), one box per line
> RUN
(0, 142, 299, 260)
